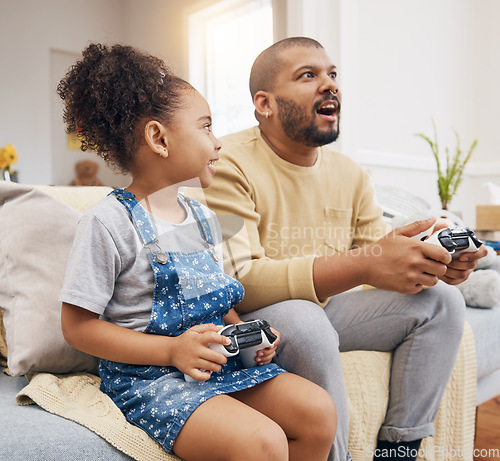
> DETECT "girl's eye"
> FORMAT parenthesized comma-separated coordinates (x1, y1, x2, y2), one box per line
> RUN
(204, 124, 212, 132)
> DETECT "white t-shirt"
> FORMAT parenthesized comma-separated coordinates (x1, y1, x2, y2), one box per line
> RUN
(59, 194, 224, 332)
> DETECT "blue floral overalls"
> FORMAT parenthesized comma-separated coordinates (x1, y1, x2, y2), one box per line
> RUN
(99, 189, 285, 454)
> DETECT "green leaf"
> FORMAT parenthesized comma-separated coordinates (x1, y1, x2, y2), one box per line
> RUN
(414, 120, 477, 209)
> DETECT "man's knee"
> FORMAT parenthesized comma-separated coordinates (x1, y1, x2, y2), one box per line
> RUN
(242, 300, 342, 385)
(246, 299, 340, 353)
(422, 282, 465, 337)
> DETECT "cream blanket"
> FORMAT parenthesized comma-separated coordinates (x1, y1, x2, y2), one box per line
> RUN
(14, 323, 477, 461)
(16, 372, 181, 461)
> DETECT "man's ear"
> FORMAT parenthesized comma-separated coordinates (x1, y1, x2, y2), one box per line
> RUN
(145, 120, 168, 157)
(254, 91, 273, 119)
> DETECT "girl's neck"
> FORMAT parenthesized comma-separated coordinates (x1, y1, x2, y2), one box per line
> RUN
(126, 180, 186, 224)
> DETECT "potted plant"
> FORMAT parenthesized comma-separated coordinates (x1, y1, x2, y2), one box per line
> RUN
(415, 120, 477, 210)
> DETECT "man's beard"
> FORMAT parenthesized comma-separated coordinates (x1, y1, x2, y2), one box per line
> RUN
(276, 96, 340, 147)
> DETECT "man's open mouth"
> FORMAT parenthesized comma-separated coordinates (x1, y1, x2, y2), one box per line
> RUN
(316, 100, 339, 117)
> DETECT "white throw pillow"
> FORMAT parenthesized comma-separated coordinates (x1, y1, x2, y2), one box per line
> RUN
(0, 182, 101, 376)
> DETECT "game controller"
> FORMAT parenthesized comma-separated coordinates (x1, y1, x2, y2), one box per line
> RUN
(184, 319, 277, 382)
(235, 320, 277, 368)
(422, 227, 483, 258)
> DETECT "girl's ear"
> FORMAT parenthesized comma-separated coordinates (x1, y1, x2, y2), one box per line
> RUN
(145, 120, 168, 157)
(253, 90, 273, 120)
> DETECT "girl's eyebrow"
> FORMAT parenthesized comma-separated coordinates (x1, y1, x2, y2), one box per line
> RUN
(198, 115, 212, 123)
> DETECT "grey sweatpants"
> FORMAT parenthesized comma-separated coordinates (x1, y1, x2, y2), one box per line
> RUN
(240, 281, 466, 461)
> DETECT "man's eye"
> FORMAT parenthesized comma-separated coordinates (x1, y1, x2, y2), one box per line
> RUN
(329, 72, 337, 79)
(300, 71, 314, 79)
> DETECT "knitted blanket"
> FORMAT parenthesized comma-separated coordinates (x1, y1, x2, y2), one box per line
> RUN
(16, 372, 181, 461)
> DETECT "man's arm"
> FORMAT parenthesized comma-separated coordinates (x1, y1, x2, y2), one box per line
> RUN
(200, 153, 478, 312)
(199, 157, 319, 312)
(312, 218, 454, 301)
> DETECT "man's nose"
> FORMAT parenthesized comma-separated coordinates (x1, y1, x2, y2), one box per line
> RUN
(319, 76, 339, 95)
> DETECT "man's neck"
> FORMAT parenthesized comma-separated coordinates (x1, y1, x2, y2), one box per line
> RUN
(259, 126, 319, 167)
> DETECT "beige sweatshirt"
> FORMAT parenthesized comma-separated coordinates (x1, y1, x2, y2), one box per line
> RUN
(194, 126, 388, 312)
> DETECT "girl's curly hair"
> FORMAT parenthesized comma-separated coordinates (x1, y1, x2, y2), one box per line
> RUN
(57, 43, 191, 173)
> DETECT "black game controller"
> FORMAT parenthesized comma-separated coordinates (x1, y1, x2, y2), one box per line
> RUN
(422, 227, 483, 258)
(184, 319, 277, 382)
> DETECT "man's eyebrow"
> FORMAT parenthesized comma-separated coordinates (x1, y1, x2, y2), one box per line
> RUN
(293, 64, 337, 75)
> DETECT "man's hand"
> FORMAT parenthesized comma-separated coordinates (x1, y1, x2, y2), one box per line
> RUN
(312, 218, 469, 300)
(420, 220, 488, 285)
(362, 218, 452, 294)
(438, 244, 488, 285)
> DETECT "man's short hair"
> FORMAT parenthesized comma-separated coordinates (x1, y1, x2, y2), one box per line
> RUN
(249, 37, 324, 99)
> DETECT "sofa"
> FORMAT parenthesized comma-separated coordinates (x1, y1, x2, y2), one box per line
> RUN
(0, 182, 498, 461)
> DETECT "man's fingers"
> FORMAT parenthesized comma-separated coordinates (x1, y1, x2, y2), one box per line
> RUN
(395, 217, 436, 238)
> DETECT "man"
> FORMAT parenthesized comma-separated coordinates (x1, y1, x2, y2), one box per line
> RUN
(200, 37, 486, 461)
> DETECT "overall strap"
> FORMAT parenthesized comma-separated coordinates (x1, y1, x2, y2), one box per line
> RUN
(180, 195, 216, 246)
(181, 194, 220, 264)
(109, 188, 168, 265)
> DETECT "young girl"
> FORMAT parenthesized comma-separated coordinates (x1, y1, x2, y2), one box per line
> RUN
(58, 43, 336, 461)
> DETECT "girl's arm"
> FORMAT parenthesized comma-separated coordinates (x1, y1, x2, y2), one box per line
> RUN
(61, 302, 230, 380)
(222, 308, 243, 326)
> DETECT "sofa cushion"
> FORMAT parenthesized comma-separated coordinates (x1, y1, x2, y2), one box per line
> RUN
(0, 182, 101, 376)
(0, 309, 7, 361)
(465, 305, 500, 379)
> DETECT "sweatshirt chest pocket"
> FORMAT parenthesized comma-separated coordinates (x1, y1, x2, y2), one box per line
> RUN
(323, 207, 354, 253)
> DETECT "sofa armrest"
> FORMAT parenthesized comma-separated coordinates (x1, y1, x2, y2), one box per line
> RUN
(342, 322, 476, 461)
(418, 322, 476, 460)
(341, 350, 392, 461)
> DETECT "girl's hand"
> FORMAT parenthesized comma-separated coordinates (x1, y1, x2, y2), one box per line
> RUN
(255, 327, 280, 366)
(170, 324, 231, 382)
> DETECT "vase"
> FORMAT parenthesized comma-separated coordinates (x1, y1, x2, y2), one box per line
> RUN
(1, 168, 17, 182)
(1, 168, 11, 181)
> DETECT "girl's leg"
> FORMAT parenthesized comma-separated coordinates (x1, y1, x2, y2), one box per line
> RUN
(233, 373, 337, 461)
(240, 301, 348, 461)
(173, 394, 288, 461)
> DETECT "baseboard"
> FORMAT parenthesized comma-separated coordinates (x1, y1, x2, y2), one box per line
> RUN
(357, 149, 500, 179)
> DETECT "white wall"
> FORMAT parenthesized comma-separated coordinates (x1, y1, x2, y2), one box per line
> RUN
(328, 0, 500, 225)
(123, 0, 217, 79)
(0, 0, 132, 185)
(0, 0, 205, 186)
(1, 0, 499, 225)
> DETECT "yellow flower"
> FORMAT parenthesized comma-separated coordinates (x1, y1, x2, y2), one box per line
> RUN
(0, 149, 8, 170)
(4, 144, 17, 164)
(0, 144, 17, 170)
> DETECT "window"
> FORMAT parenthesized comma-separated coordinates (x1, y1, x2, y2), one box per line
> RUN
(189, 0, 273, 137)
